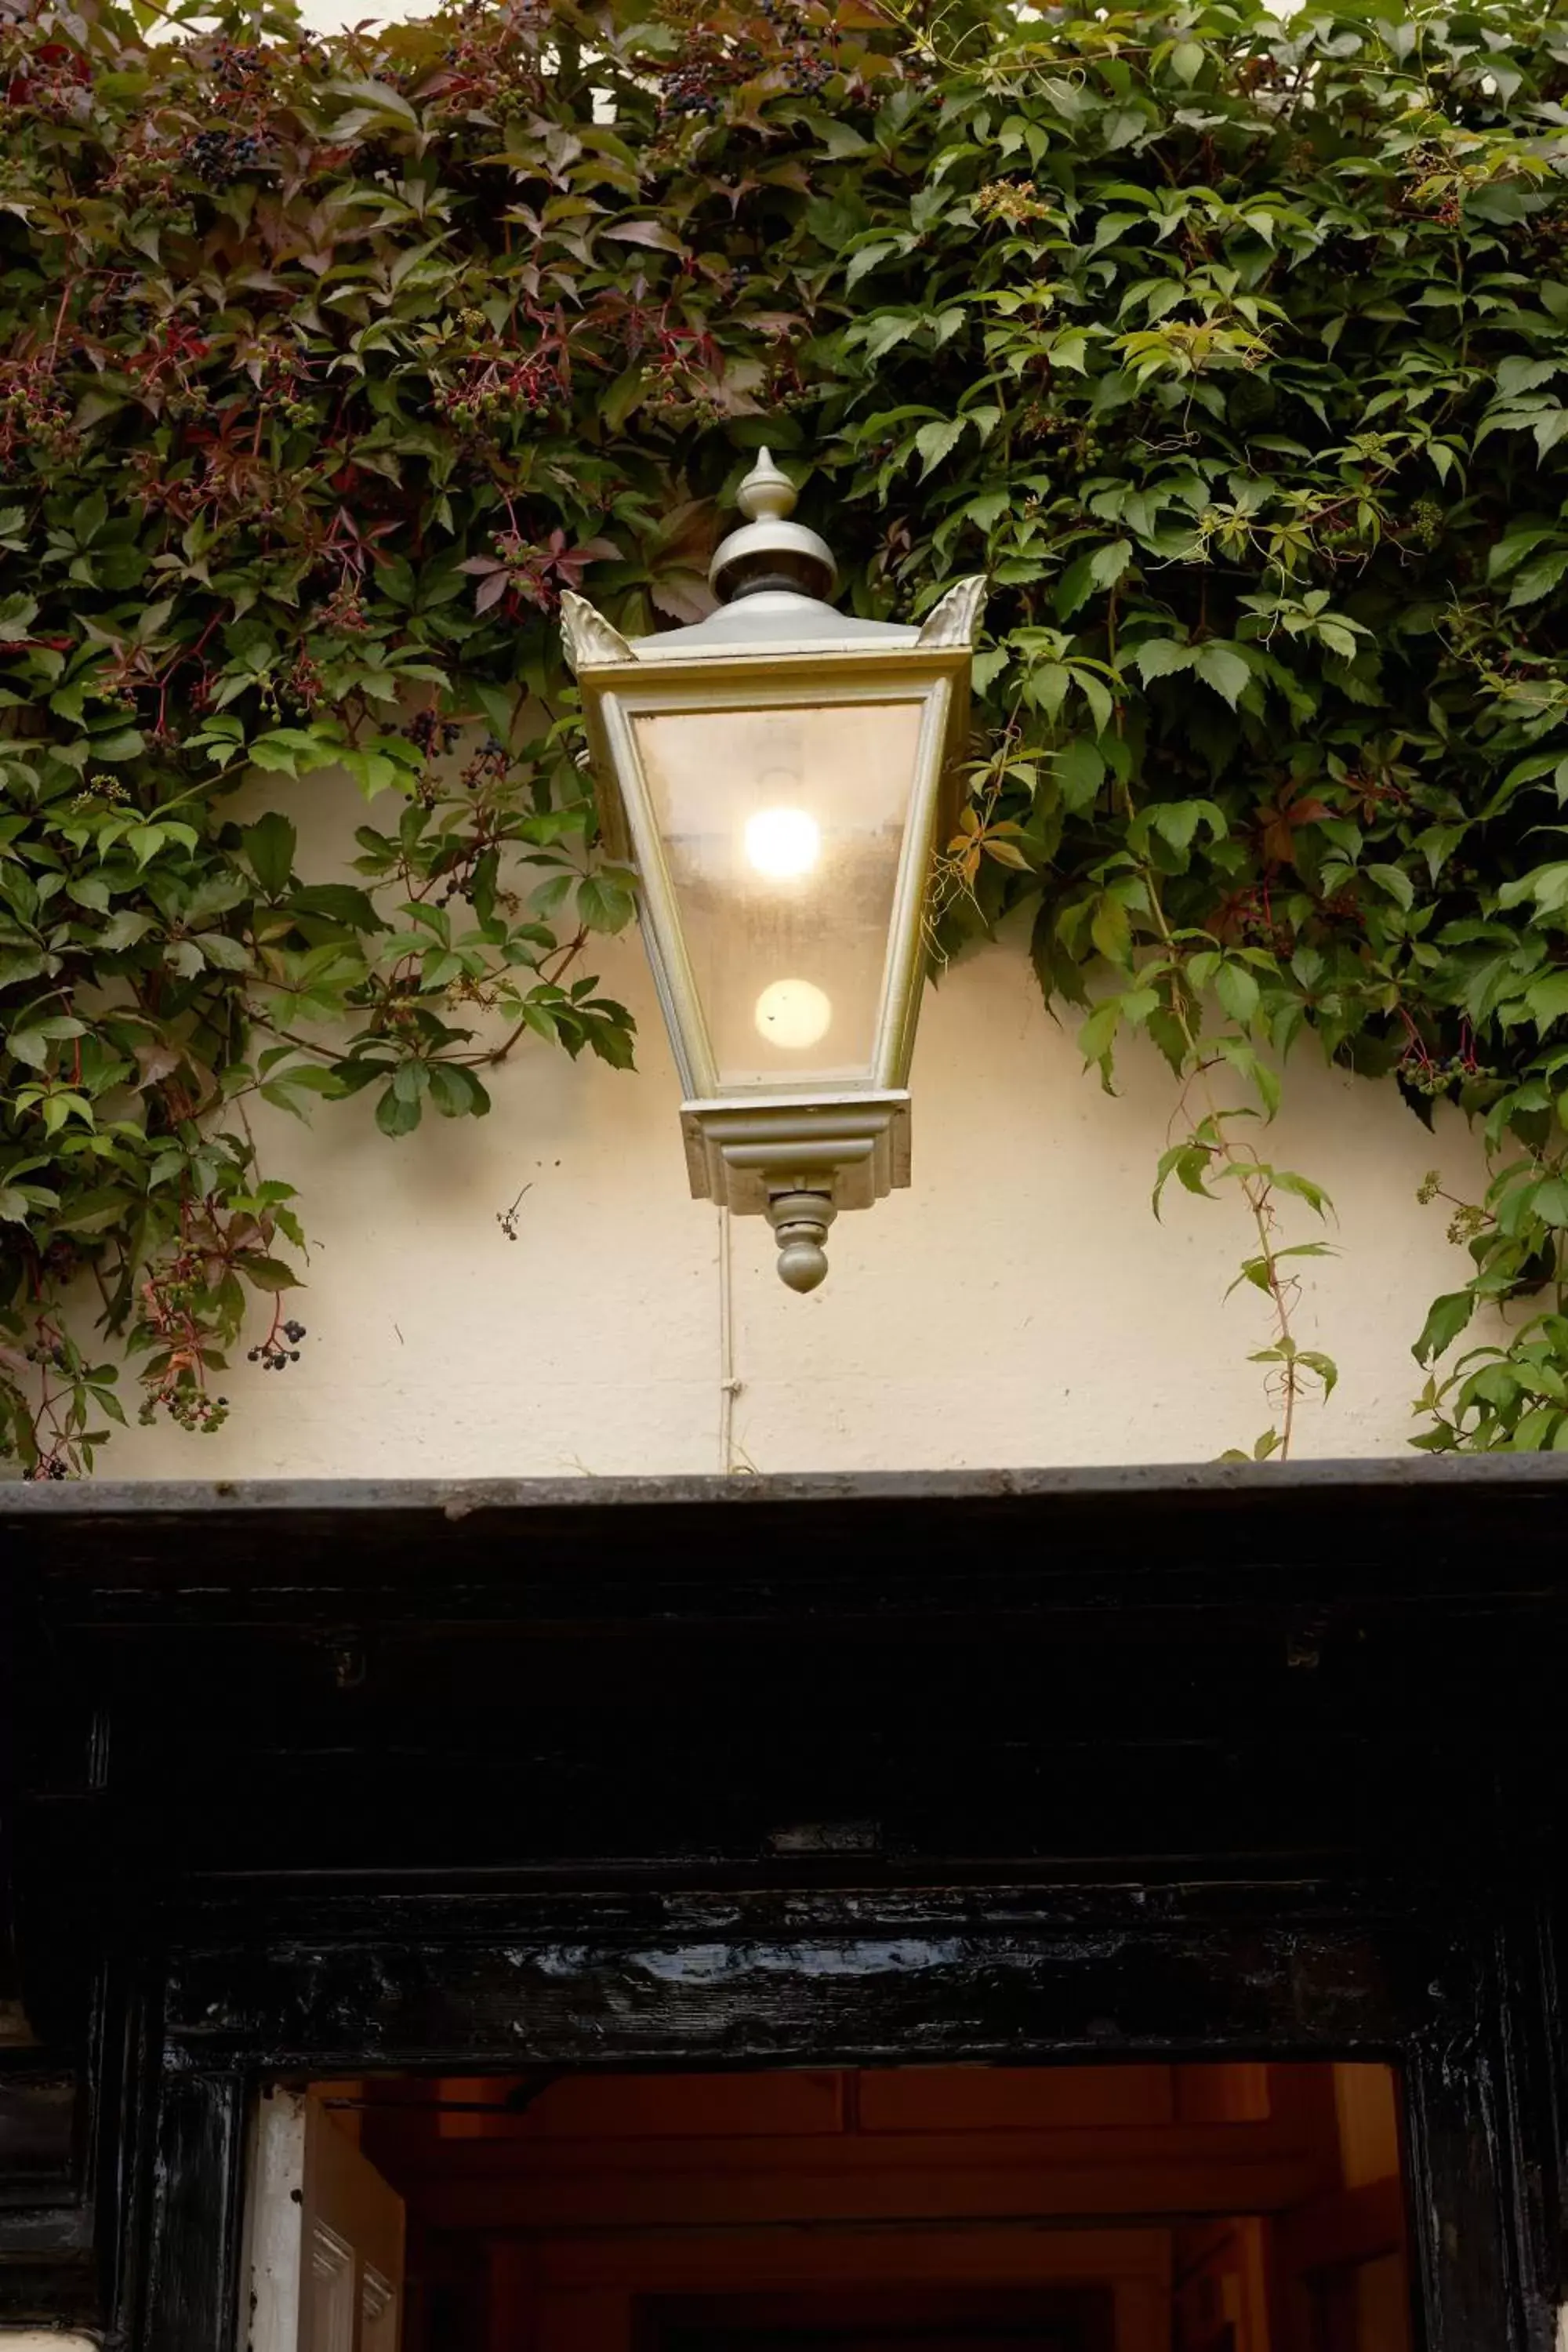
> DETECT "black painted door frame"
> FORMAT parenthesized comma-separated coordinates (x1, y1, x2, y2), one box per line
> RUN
(125, 1881, 1562, 2352)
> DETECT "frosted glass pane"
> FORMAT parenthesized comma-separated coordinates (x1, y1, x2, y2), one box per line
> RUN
(633, 699, 924, 1090)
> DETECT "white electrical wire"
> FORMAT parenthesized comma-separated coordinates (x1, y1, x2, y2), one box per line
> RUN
(717, 1206, 744, 1474)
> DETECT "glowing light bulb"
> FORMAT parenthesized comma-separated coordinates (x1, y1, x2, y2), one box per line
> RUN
(745, 806, 820, 880)
(754, 978, 832, 1052)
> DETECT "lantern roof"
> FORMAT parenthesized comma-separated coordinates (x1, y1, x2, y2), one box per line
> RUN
(626, 590, 920, 663)
(625, 448, 923, 662)
(561, 448, 986, 677)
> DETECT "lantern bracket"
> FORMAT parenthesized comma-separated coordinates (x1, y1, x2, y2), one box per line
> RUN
(681, 1092, 910, 1219)
(681, 1094, 909, 1290)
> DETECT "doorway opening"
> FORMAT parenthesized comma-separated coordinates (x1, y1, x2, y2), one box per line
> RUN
(254, 2061, 1410, 2352)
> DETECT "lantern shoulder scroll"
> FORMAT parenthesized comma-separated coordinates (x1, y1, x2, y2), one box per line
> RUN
(563, 449, 986, 1292)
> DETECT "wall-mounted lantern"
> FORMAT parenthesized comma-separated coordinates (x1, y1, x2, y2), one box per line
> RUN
(561, 451, 984, 1292)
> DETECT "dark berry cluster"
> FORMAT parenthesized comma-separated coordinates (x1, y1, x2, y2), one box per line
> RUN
(445, 734, 511, 807)
(782, 43, 833, 95)
(656, 11, 834, 113)
(209, 38, 273, 93)
(184, 128, 263, 187)
(659, 49, 731, 113)
(409, 709, 463, 757)
(249, 1319, 307, 1370)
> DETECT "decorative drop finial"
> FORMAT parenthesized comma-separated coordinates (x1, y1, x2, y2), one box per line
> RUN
(735, 448, 797, 524)
(768, 1189, 837, 1293)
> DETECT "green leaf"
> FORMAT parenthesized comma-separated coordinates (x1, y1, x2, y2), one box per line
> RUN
(1413, 1290, 1475, 1366)
(376, 1085, 423, 1138)
(1152, 1142, 1215, 1215)
(1509, 550, 1568, 608)
(1054, 739, 1105, 814)
(1530, 1178, 1568, 1227)
(1192, 642, 1250, 710)
(576, 875, 637, 933)
(603, 217, 686, 254)
(243, 811, 298, 897)
(1367, 862, 1414, 912)
(249, 728, 341, 778)
(1054, 557, 1096, 621)
(1077, 996, 1121, 1073)
(99, 910, 154, 951)
(1090, 892, 1133, 967)
(1499, 865, 1568, 916)
(289, 884, 385, 932)
(1214, 962, 1260, 1025)
(196, 931, 250, 972)
(427, 1062, 490, 1118)
(1089, 538, 1133, 590)
(1150, 800, 1203, 851)
(914, 419, 965, 478)
(238, 1255, 299, 1291)
(1133, 638, 1195, 682)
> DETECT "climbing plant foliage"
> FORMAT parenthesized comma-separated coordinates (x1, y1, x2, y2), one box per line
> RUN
(2, 0, 1567, 1469)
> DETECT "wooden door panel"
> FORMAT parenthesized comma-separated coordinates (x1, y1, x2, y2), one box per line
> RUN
(244, 2092, 405, 2352)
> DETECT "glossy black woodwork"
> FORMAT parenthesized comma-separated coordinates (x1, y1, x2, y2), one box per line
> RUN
(2, 1463, 1567, 2352)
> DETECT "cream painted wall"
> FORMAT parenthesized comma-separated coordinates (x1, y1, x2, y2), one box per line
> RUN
(97, 771, 1490, 1482)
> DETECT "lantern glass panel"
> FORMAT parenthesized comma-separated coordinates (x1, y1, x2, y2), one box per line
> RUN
(632, 696, 927, 1091)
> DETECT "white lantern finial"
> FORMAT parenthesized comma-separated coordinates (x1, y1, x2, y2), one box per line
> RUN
(735, 448, 797, 523)
(710, 452, 836, 605)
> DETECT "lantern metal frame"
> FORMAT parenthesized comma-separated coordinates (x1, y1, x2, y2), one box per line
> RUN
(562, 452, 985, 1290)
